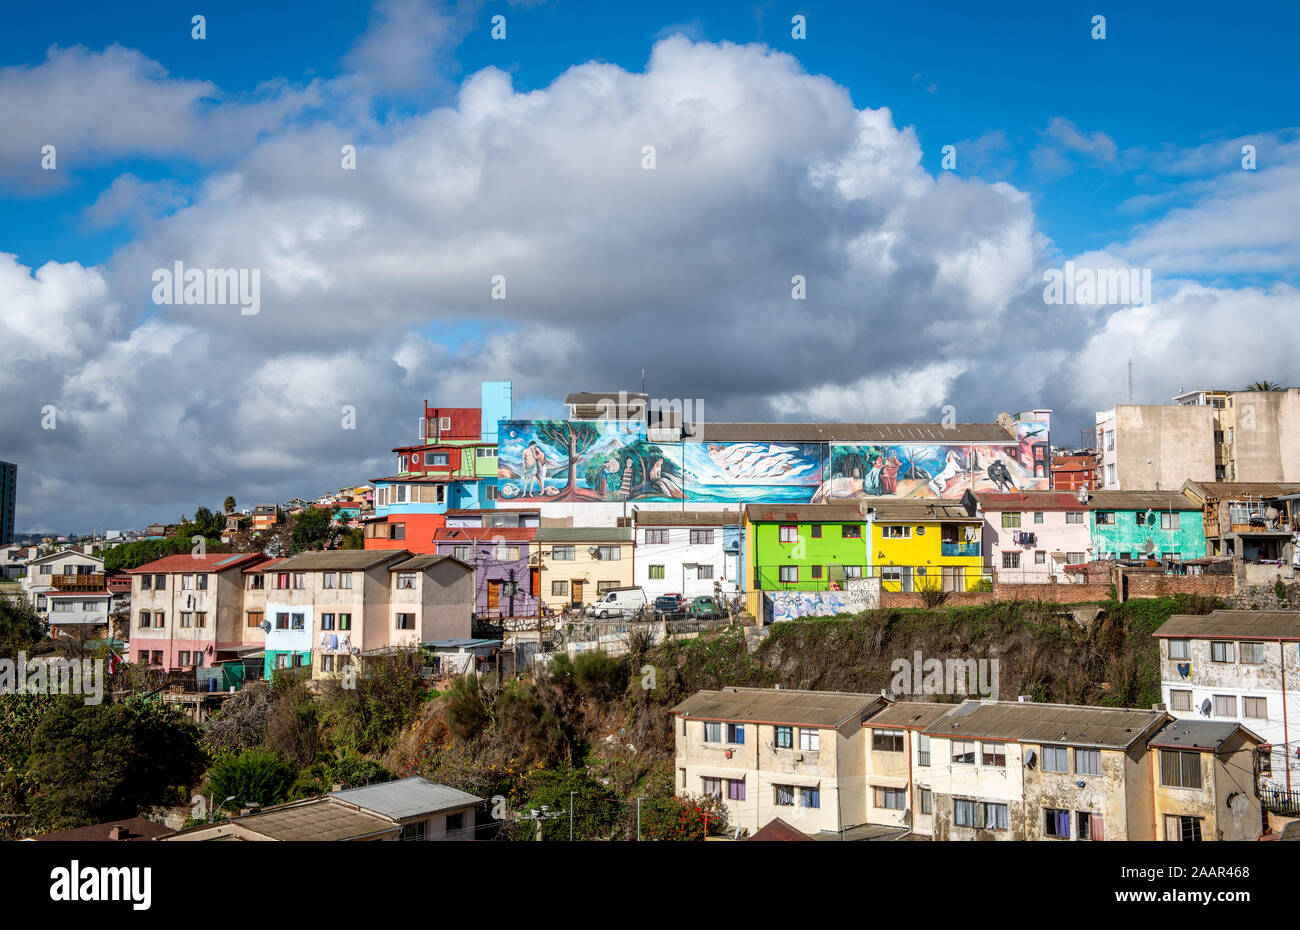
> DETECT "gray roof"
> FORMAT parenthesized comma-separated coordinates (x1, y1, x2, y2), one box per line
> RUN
(672, 687, 886, 728)
(331, 777, 484, 821)
(864, 498, 978, 523)
(635, 510, 740, 526)
(868, 701, 959, 730)
(745, 503, 865, 523)
(1148, 720, 1257, 752)
(534, 527, 633, 543)
(425, 638, 502, 650)
(1153, 610, 1300, 641)
(922, 700, 1168, 750)
(1084, 490, 1201, 511)
(1182, 480, 1300, 501)
(264, 550, 410, 571)
(389, 554, 470, 572)
(695, 422, 1017, 443)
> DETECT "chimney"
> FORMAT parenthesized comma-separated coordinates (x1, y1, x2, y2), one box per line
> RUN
(332, 783, 344, 792)
(108, 826, 125, 841)
(1152, 702, 1167, 712)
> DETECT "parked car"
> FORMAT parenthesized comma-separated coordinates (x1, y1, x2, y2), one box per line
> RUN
(654, 593, 685, 619)
(586, 586, 648, 619)
(685, 595, 721, 619)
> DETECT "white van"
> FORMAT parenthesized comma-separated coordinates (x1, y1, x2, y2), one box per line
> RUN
(586, 586, 648, 619)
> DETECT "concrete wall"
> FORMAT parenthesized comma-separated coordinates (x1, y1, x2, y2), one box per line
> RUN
(634, 525, 738, 600)
(1229, 389, 1300, 482)
(982, 509, 1090, 583)
(1108, 405, 1216, 490)
(538, 540, 634, 611)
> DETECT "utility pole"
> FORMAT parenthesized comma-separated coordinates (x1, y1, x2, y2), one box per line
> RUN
(569, 791, 574, 841)
(637, 797, 642, 841)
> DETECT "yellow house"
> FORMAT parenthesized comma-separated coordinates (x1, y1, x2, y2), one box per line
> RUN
(535, 527, 634, 611)
(865, 498, 985, 592)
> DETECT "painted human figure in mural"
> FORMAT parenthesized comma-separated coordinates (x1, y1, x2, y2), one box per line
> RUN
(927, 449, 967, 497)
(596, 458, 620, 497)
(521, 441, 549, 496)
(862, 455, 885, 495)
(880, 454, 901, 495)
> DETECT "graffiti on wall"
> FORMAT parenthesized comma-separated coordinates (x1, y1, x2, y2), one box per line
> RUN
(680, 442, 823, 503)
(815, 428, 1050, 501)
(767, 579, 881, 621)
(497, 420, 685, 502)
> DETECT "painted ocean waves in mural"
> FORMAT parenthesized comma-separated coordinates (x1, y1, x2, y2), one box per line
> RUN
(681, 442, 823, 503)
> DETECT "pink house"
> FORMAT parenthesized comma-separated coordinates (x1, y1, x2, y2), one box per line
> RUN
(127, 553, 268, 671)
(968, 491, 1093, 584)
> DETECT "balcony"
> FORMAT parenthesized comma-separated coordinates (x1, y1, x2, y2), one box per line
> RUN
(49, 573, 107, 591)
(941, 542, 980, 558)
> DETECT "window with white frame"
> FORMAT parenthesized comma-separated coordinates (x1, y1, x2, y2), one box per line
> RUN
(703, 721, 723, 743)
(690, 529, 715, 545)
(1169, 689, 1192, 711)
(873, 787, 906, 810)
(1213, 694, 1236, 717)
(951, 740, 976, 764)
(1244, 697, 1267, 719)
(799, 728, 820, 752)
(1168, 639, 1190, 659)
(779, 525, 798, 543)
(1210, 641, 1234, 663)
(1075, 748, 1101, 775)
(1240, 642, 1267, 664)
(1042, 746, 1069, 772)
(645, 529, 669, 545)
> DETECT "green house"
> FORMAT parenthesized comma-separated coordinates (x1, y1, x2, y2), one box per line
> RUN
(744, 503, 869, 591)
(1085, 490, 1206, 562)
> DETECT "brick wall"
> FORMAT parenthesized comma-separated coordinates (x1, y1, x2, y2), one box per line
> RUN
(1123, 571, 1233, 599)
(881, 582, 1111, 608)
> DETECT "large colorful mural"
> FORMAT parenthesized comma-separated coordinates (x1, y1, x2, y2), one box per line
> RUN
(814, 422, 1050, 501)
(680, 442, 823, 503)
(497, 420, 685, 502)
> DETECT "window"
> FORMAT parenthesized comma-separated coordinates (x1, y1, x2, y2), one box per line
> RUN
(689, 529, 715, 545)
(275, 612, 289, 630)
(1240, 642, 1267, 664)
(918, 734, 931, 766)
(1044, 808, 1070, 838)
(697, 564, 714, 580)
(779, 525, 798, 544)
(872, 729, 904, 752)
(321, 613, 335, 630)
(247, 611, 264, 629)
(774, 726, 793, 749)
(1001, 512, 1021, 528)
(194, 612, 206, 628)
(396, 613, 415, 630)
(197, 574, 209, 590)
(276, 573, 290, 590)
(1032, 511, 1044, 524)
(1244, 697, 1267, 719)
(883, 525, 911, 538)
(483, 484, 499, 502)
(181, 574, 194, 590)
(951, 740, 976, 765)
(1002, 552, 1020, 569)
(140, 575, 152, 590)
(1213, 694, 1236, 717)
(1161, 512, 1180, 530)
(392, 523, 406, 540)
(150, 651, 163, 666)
(919, 789, 932, 814)
(339, 572, 352, 589)
(810, 525, 822, 538)
(338, 613, 351, 630)
(179, 651, 191, 666)
(138, 610, 151, 629)
(1214, 430, 1224, 444)
(778, 565, 798, 583)
(648, 565, 665, 580)
(552, 546, 574, 561)
(323, 572, 337, 589)
(984, 803, 1008, 831)
(799, 728, 820, 752)
(291, 613, 305, 631)
(1042, 746, 1069, 773)
(981, 742, 1006, 767)
(811, 565, 823, 580)
(495, 546, 520, 561)
(1210, 641, 1234, 663)
(452, 546, 469, 562)
(155, 574, 166, 590)
(293, 573, 305, 590)
(1168, 639, 1190, 659)
(701, 777, 724, 799)
(1066, 511, 1084, 524)
(153, 612, 164, 628)
(703, 721, 723, 743)
(1075, 748, 1101, 776)
(774, 785, 795, 807)
(552, 581, 569, 596)
(882, 566, 912, 592)
(953, 799, 979, 828)
(1160, 750, 1202, 789)
(841, 524, 861, 539)
(1066, 552, 1085, 565)
(727, 779, 746, 801)
(1077, 812, 1103, 841)
(645, 529, 669, 545)
(596, 581, 620, 595)
(477, 446, 497, 458)
(180, 612, 193, 628)
(1169, 690, 1192, 711)
(726, 723, 745, 744)
(396, 572, 417, 589)
(430, 453, 449, 466)
(874, 787, 906, 810)
(1095, 511, 1116, 525)
(800, 787, 820, 809)
(843, 565, 863, 579)
(594, 546, 621, 561)
(1165, 814, 1203, 842)
(248, 574, 264, 590)
(1034, 550, 1046, 564)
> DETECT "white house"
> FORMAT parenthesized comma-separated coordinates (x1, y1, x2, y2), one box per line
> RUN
(21, 550, 106, 617)
(1153, 609, 1300, 791)
(634, 511, 741, 601)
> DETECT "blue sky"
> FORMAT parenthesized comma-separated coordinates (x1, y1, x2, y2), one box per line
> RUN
(1, 0, 1298, 531)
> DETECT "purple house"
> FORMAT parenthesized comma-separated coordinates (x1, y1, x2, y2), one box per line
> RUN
(433, 526, 538, 618)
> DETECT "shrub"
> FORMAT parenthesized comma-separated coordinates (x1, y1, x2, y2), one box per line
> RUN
(203, 748, 297, 810)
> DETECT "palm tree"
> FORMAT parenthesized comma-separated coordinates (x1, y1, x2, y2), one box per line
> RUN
(1245, 381, 1282, 391)
(223, 496, 237, 513)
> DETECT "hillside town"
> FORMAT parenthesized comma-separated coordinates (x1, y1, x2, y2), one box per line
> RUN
(3, 381, 1300, 845)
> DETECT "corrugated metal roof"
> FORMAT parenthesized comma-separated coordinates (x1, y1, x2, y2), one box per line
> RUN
(671, 687, 885, 728)
(922, 700, 1168, 749)
(534, 527, 633, 543)
(867, 701, 960, 729)
(1182, 480, 1300, 500)
(263, 550, 410, 571)
(635, 510, 740, 526)
(1148, 720, 1254, 752)
(864, 498, 978, 523)
(1083, 490, 1201, 511)
(973, 491, 1088, 511)
(745, 503, 865, 523)
(388, 554, 470, 572)
(696, 422, 1017, 443)
(1153, 610, 1300, 641)
(331, 777, 484, 820)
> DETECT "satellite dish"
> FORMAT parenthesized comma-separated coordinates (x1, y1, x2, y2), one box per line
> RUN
(1199, 698, 1212, 716)
(260, 620, 272, 633)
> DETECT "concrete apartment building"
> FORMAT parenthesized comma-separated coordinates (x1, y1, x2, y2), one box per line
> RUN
(0, 460, 15, 546)
(127, 553, 269, 670)
(23, 550, 106, 617)
(386, 553, 475, 650)
(633, 511, 741, 601)
(535, 526, 635, 611)
(1148, 719, 1264, 842)
(671, 687, 888, 837)
(1098, 387, 1300, 490)
(970, 491, 1091, 583)
(1153, 610, 1300, 792)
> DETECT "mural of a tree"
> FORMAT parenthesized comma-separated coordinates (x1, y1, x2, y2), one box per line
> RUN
(535, 420, 602, 500)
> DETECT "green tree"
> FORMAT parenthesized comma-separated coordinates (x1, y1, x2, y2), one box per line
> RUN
(24, 698, 204, 832)
(290, 507, 334, 553)
(0, 593, 46, 660)
(223, 496, 237, 514)
(520, 767, 618, 841)
(203, 748, 297, 810)
(1245, 381, 1282, 391)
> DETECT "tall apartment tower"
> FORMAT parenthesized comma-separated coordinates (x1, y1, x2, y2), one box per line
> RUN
(0, 461, 16, 545)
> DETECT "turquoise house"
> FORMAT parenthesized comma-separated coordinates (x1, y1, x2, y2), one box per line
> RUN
(1085, 490, 1206, 562)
